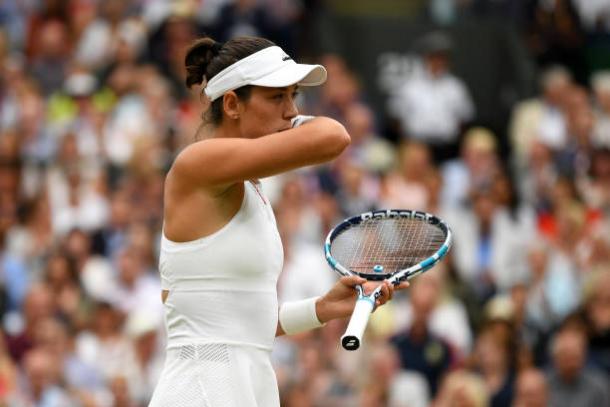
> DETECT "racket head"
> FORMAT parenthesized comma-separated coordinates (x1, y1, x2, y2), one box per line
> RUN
(325, 209, 452, 281)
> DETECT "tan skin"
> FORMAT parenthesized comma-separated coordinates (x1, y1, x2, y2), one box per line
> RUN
(162, 84, 408, 336)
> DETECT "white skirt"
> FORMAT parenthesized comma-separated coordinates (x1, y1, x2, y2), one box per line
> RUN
(148, 343, 279, 407)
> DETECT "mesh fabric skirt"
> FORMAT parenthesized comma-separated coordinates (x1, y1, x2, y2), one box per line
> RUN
(148, 343, 279, 407)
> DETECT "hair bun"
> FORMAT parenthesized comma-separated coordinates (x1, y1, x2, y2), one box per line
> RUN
(211, 41, 224, 54)
(184, 37, 218, 88)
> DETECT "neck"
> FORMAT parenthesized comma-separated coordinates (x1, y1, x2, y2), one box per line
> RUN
(213, 120, 241, 139)
(196, 120, 238, 141)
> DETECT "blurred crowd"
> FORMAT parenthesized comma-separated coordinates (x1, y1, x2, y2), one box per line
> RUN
(0, 0, 609, 406)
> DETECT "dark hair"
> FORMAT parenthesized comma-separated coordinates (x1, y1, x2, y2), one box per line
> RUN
(185, 36, 275, 125)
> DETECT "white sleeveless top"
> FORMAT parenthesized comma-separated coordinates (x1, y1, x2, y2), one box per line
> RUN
(159, 181, 284, 351)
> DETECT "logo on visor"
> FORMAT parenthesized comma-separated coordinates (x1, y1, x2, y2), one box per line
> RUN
(282, 55, 292, 61)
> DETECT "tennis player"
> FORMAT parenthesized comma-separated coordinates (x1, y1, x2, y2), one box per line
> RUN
(148, 36, 405, 407)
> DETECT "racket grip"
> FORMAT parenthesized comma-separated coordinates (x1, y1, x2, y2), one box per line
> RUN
(341, 298, 375, 351)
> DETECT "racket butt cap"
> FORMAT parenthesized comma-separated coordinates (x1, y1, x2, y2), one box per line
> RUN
(341, 335, 360, 351)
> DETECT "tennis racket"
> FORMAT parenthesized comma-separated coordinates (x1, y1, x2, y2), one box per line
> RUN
(324, 209, 452, 351)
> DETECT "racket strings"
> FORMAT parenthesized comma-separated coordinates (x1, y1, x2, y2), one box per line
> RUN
(331, 218, 446, 275)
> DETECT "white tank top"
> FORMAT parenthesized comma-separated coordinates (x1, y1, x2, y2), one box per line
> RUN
(159, 181, 284, 351)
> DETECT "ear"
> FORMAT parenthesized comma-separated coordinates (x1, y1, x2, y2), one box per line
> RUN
(222, 91, 241, 120)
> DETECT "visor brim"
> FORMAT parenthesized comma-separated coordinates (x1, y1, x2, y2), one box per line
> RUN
(250, 63, 327, 88)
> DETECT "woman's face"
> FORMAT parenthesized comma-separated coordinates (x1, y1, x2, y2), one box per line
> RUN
(236, 85, 299, 138)
(475, 332, 506, 371)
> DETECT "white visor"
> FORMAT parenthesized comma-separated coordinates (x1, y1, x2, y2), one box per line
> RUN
(204, 46, 327, 101)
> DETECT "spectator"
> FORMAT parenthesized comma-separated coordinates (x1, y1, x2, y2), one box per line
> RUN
(75, 302, 140, 392)
(33, 317, 109, 405)
(578, 146, 610, 212)
(434, 369, 490, 407)
(445, 181, 536, 298)
(512, 368, 549, 407)
(342, 103, 395, 175)
(470, 321, 516, 407)
(590, 71, 610, 148)
(28, 20, 72, 96)
(74, 0, 133, 70)
(547, 324, 609, 407)
(12, 347, 77, 406)
(582, 268, 610, 375)
(441, 126, 501, 208)
(362, 341, 430, 407)
(390, 274, 456, 395)
(110, 247, 162, 316)
(523, 241, 580, 357)
(555, 84, 595, 179)
(517, 140, 558, 211)
(510, 65, 572, 163)
(6, 283, 56, 363)
(124, 310, 165, 405)
(336, 156, 379, 216)
(380, 141, 432, 211)
(387, 31, 475, 163)
(43, 250, 91, 331)
(389, 265, 472, 358)
(312, 55, 362, 123)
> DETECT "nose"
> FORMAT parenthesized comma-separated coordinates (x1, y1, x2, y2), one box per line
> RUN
(283, 96, 299, 121)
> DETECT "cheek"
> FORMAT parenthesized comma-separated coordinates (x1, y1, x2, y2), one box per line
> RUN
(242, 117, 265, 138)
(243, 106, 284, 136)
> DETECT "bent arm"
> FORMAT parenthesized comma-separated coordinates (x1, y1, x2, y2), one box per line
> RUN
(172, 117, 350, 188)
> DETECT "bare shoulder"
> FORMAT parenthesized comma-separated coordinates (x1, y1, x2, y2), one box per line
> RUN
(163, 162, 243, 242)
(169, 138, 239, 187)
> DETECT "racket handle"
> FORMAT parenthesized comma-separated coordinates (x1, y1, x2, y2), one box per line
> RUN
(341, 297, 375, 351)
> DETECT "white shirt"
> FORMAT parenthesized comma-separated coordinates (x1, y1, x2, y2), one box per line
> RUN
(388, 67, 474, 143)
(159, 181, 284, 350)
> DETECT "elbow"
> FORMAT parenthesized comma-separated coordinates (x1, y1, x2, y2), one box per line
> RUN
(325, 120, 351, 158)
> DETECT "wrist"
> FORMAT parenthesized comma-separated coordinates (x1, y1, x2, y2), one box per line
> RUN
(315, 296, 326, 323)
(279, 297, 325, 335)
(315, 295, 335, 323)
(291, 115, 316, 128)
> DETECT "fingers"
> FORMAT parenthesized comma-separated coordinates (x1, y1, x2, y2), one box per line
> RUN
(395, 281, 410, 290)
(374, 280, 410, 306)
(383, 281, 393, 301)
(375, 281, 393, 307)
(340, 275, 367, 287)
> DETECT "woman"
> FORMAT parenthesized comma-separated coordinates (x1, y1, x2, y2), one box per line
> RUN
(149, 36, 405, 406)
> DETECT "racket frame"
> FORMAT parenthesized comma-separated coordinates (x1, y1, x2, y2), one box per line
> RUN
(324, 209, 453, 350)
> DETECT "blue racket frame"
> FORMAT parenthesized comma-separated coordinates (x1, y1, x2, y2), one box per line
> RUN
(324, 209, 453, 350)
(325, 209, 453, 283)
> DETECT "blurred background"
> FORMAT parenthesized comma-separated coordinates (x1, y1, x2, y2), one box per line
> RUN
(0, 0, 609, 406)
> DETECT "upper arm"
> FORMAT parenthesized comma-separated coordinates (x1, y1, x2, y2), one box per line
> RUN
(172, 117, 350, 188)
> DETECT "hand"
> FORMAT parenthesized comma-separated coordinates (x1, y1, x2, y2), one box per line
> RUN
(315, 276, 409, 323)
